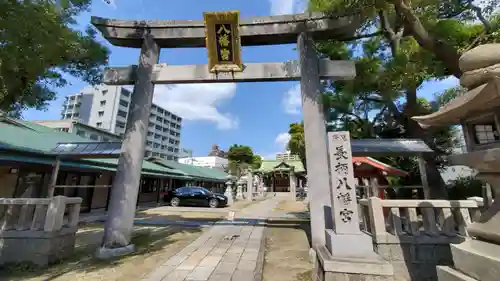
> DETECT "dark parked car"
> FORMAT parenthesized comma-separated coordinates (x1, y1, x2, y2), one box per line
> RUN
(163, 186, 228, 208)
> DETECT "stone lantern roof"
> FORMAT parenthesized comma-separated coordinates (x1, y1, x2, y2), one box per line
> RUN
(413, 43, 500, 128)
(412, 77, 500, 128)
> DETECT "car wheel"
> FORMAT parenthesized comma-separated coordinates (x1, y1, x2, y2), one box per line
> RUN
(209, 198, 219, 208)
(170, 197, 180, 207)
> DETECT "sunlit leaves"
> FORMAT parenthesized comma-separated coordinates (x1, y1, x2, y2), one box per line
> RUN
(287, 122, 307, 170)
(0, 0, 109, 116)
(434, 86, 468, 107)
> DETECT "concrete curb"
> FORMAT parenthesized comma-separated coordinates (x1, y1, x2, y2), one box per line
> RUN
(254, 223, 267, 281)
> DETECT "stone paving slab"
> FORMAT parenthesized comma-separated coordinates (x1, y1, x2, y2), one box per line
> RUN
(141, 197, 282, 281)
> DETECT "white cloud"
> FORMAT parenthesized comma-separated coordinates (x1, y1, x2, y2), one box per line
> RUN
(261, 152, 279, 160)
(282, 84, 301, 115)
(269, 0, 307, 15)
(257, 132, 292, 161)
(152, 83, 239, 130)
(275, 132, 291, 150)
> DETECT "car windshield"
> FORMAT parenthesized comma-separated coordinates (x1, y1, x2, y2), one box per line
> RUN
(198, 187, 212, 195)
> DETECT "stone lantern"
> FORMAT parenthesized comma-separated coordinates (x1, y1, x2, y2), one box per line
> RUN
(224, 181, 234, 205)
(412, 43, 500, 281)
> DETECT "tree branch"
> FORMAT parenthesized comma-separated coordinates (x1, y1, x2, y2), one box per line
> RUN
(362, 95, 405, 124)
(371, 105, 388, 123)
(379, 10, 404, 55)
(339, 30, 384, 42)
(468, 1, 492, 33)
(344, 112, 365, 124)
(389, 0, 463, 77)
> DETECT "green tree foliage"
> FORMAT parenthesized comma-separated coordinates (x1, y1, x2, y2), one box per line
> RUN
(287, 122, 307, 171)
(227, 144, 260, 176)
(309, 0, 500, 78)
(305, 0, 500, 198)
(251, 155, 263, 170)
(228, 145, 254, 164)
(447, 176, 486, 200)
(0, 0, 109, 117)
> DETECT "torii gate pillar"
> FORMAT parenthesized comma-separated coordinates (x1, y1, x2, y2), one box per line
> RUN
(97, 34, 160, 257)
(298, 32, 331, 247)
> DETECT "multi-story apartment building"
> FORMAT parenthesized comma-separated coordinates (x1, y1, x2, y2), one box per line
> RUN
(276, 151, 300, 161)
(208, 144, 228, 158)
(60, 85, 182, 160)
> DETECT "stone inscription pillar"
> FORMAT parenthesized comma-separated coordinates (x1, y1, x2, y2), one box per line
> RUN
(325, 131, 374, 258)
(246, 171, 253, 201)
(328, 132, 359, 234)
(298, 32, 332, 247)
(289, 169, 297, 201)
(102, 33, 160, 249)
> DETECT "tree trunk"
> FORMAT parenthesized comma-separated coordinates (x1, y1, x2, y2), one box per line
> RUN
(389, 0, 463, 78)
(409, 125, 449, 199)
(404, 87, 449, 199)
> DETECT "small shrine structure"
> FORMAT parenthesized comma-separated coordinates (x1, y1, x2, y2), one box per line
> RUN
(257, 157, 408, 198)
(257, 160, 306, 192)
(353, 156, 408, 199)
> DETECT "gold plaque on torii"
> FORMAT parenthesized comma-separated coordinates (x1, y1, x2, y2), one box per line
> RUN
(203, 11, 243, 73)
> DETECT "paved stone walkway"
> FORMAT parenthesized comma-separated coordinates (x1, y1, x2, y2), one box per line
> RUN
(141, 197, 282, 281)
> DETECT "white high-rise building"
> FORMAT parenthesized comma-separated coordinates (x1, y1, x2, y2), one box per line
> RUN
(60, 85, 182, 160)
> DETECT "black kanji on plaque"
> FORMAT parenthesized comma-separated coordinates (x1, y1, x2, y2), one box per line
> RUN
(215, 24, 233, 62)
(336, 177, 353, 190)
(331, 135, 347, 142)
(337, 192, 352, 205)
(339, 208, 354, 223)
(334, 162, 349, 175)
(334, 145, 349, 161)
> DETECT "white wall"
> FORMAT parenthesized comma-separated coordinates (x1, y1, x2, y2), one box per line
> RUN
(441, 165, 477, 184)
(179, 156, 228, 169)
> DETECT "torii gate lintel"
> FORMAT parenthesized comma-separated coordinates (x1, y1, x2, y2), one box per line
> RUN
(103, 60, 356, 85)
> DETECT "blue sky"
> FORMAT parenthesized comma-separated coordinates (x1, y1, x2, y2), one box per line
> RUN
(23, 0, 459, 159)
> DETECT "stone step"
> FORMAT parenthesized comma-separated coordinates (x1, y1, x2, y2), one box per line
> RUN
(450, 239, 500, 281)
(436, 266, 478, 281)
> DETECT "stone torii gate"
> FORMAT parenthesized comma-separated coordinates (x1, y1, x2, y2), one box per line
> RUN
(91, 11, 392, 280)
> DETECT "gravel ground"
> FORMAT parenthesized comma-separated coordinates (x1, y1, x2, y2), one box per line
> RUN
(263, 200, 313, 281)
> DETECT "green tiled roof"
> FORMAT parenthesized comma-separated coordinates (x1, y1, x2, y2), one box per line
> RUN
(83, 158, 189, 178)
(0, 154, 116, 172)
(258, 160, 305, 173)
(0, 118, 92, 153)
(0, 118, 227, 182)
(197, 167, 231, 181)
(150, 158, 230, 182)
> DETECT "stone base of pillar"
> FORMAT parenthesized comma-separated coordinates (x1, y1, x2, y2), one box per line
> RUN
(309, 247, 317, 264)
(236, 185, 244, 200)
(95, 244, 136, 259)
(0, 229, 77, 266)
(224, 187, 234, 205)
(313, 245, 394, 281)
(436, 239, 500, 281)
(324, 230, 374, 258)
